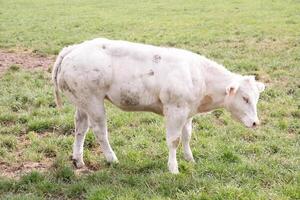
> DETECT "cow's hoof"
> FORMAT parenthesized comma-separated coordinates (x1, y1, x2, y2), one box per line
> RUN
(168, 163, 179, 174)
(169, 168, 179, 174)
(106, 153, 119, 164)
(106, 157, 119, 164)
(71, 157, 85, 169)
(184, 155, 195, 163)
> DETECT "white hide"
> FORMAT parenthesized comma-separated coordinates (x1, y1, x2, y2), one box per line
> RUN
(52, 38, 265, 173)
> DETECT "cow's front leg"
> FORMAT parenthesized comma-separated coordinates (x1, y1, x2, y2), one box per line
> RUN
(72, 108, 89, 168)
(182, 118, 195, 162)
(87, 103, 118, 164)
(165, 106, 189, 174)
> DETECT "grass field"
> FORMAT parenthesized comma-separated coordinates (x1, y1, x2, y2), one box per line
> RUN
(0, 0, 299, 199)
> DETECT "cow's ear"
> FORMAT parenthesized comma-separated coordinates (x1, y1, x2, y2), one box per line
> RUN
(256, 81, 265, 93)
(226, 81, 240, 96)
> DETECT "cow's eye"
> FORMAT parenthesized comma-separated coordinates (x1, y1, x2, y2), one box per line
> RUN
(243, 97, 249, 104)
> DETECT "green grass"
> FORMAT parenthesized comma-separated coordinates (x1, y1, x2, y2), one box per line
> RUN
(0, 0, 299, 199)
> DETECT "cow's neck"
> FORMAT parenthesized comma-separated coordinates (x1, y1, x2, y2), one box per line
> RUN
(200, 58, 239, 111)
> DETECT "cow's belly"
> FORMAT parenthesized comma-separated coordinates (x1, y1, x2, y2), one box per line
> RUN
(105, 74, 163, 115)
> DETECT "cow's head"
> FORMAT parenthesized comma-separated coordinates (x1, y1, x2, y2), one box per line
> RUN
(224, 76, 265, 128)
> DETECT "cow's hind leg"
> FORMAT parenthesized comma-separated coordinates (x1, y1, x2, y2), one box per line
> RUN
(86, 98, 118, 163)
(72, 108, 89, 168)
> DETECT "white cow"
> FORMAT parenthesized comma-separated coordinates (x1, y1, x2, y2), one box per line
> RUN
(52, 38, 265, 174)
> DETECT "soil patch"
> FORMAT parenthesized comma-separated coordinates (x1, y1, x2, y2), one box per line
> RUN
(0, 133, 98, 179)
(0, 49, 55, 76)
(0, 160, 53, 179)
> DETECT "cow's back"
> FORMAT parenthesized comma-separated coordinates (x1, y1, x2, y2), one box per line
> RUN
(57, 38, 205, 114)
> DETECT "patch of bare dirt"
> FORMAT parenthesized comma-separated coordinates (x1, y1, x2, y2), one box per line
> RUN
(0, 160, 53, 179)
(0, 49, 55, 76)
(0, 158, 97, 179)
(0, 159, 97, 179)
(0, 134, 52, 179)
(0, 133, 99, 179)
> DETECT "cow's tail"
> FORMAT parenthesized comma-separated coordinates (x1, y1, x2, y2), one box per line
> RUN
(52, 45, 78, 109)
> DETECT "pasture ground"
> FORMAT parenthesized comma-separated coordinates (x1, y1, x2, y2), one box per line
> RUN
(0, 0, 299, 199)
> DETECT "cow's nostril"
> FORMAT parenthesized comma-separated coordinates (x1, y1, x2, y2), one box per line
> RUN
(252, 122, 257, 127)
